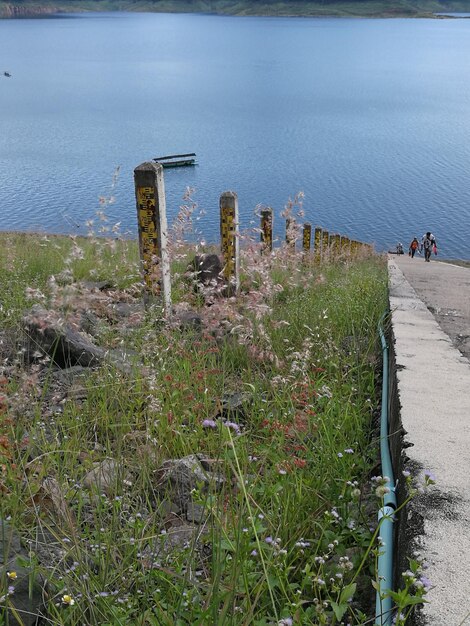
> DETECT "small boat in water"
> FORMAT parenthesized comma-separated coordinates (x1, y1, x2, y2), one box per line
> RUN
(153, 153, 197, 168)
(4, 71, 12, 78)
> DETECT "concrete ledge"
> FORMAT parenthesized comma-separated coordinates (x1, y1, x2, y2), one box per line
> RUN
(388, 259, 470, 625)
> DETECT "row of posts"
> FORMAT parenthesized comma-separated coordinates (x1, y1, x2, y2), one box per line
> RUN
(134, 161, 373, 313)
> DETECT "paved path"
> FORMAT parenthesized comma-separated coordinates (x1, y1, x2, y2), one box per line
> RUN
(393, 255, 470, 360)
(388, 256, 470, 625)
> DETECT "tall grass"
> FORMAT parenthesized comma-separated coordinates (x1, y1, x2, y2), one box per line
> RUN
(0, 223, 428, 625)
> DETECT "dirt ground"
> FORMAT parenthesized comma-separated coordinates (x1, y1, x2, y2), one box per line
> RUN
(392, 254, 470, 361)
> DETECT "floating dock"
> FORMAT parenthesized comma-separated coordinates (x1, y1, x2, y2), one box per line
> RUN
(153, 153, 197, 169)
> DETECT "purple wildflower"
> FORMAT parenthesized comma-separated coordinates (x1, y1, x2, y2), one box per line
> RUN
(202, 419, 217, 429)
(423, 470, 436, 485)
(419, 576, 432, 590)
(224, 421, 241, 434)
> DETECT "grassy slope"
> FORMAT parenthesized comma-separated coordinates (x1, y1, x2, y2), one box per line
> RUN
(2, 0, 470, 17)
(0, 231, 407, 625)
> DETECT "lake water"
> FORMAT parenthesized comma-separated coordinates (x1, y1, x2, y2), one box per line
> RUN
(1, 13, 470, 258)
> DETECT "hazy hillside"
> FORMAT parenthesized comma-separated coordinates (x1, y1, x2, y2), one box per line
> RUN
(1, 0, 470, 19)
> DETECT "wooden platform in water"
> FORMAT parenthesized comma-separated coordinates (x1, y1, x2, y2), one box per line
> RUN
(153, 153, 197, 168)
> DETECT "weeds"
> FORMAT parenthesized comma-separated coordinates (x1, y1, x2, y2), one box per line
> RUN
(0, 191, 429, 625)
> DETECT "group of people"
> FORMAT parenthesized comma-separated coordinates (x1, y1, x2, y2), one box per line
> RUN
(397, 232, 437, 262)
(410, 232, 437, 261)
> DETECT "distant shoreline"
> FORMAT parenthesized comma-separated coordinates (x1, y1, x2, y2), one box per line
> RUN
(2, 1, 470, 20)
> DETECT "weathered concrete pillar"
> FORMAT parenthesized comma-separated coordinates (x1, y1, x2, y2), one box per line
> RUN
(302, 223, 312, 253)
(340, 235, 351, 255)
(220, 191, 240, 294)
(286, 218, 296, 248)
(260, 208, 273, 253)
(322, 229, 330, 262)
(331, 233, 341, 258)
(134, 161, 171, 313)
(314, 227, 322, 264)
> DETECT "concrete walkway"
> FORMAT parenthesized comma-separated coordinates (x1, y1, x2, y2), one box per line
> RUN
(388, 256, 470, 625)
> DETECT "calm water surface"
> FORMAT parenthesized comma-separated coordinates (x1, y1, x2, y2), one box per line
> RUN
(1, 13, 470, 257)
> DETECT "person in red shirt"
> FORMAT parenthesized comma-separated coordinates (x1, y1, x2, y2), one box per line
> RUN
(408, 237, 420, 258)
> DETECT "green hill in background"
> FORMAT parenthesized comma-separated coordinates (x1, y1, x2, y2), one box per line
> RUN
(2, 0, 470, 18)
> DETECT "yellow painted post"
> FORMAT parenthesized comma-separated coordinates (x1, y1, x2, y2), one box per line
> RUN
(286, 218, 296, 248)
(328, 233, 334, 259)
(302, 223, 312, 256)
(340, 235, 350, 255)
(134, 161, 171, 313)
(260, 208, 273, 253)
(332, 233, 341, 258)
(314, 227, 322, 264)
(322, 229, 329, 262)
(220, 191, 240, 294)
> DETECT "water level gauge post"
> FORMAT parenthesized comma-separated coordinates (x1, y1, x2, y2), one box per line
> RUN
(134, 161, 172, 314)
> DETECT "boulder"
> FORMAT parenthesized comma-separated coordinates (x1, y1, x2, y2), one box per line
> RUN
(82, 458, 120, 495)
(153, 454, 224, 513)
(189, 254, 223, 288)
(218, 391, 252, 422)
(23, 306, 105, 368)
(0, 519, 44, 625)
(172, 309, 202, 332)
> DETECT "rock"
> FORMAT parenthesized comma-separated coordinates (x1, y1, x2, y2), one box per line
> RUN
(186, 503, 207, 524)
(26, 527, 69, 578)
(79, 310, 103, 338)
(154, 455, 224, 512)
(156, 500, 182, 517)
(32, 477, 76, 531)
(80, 280, 115, 292)
(157, 524, 198, 554)
(218, 391, 252, 421)
(82, 458, 120, 495)
(109, 302, 144, 319)
(23, 306, 105, 368)
(0, 519, 44, 625)
(173, 309, 202, 332)
(52, 365, 88, 385)
(189, 254, 223, 288)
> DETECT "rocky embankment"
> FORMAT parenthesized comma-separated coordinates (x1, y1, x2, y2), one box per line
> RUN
(0, 3, 60, 17)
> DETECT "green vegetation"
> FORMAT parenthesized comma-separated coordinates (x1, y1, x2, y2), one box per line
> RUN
(2, 0, 470, 18)
(0, 223, 431, 624)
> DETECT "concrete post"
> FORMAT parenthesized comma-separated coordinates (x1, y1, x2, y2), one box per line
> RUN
(220, 191, 240, 294)
(340, 235, 350, 255)
(314, 227, 322, 264)
(322, 229, 330, 262)
(332, 233, 341, 258)
(260, 208, 273, 253)
(134, 161, 171, 313)
(286, 218, 296, 248)
(302, 223, 312, 253)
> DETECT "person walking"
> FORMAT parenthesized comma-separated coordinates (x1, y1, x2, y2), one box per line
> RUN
(421, 232, 437, 262)
(408, 237, 420, 258)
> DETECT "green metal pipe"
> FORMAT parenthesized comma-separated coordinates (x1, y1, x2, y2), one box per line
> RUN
(376, 314, 397, 625)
